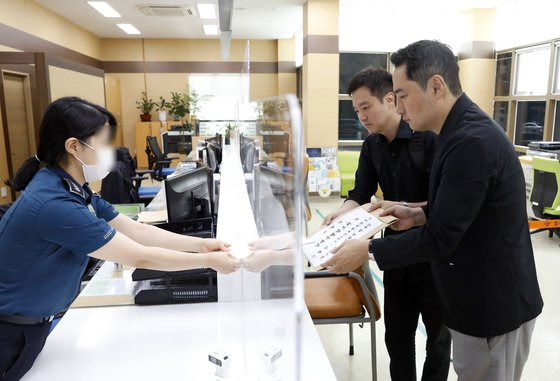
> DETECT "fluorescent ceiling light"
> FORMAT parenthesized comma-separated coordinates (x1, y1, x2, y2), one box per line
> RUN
(87, 1, 121, 18)
(117, 23, 141, 35)
(197, 3, 216, 19)
(203, 24, 218, 35)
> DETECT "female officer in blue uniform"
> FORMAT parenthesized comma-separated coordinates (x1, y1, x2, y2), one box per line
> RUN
(0, 97, 239, 380)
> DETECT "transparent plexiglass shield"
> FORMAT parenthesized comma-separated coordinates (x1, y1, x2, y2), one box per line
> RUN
(213, 94, 305, 381)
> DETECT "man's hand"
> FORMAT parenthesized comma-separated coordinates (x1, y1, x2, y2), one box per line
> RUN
(367, 200, 400, 212)
(321, 200, 360, 227)
(243, 250, 277, 273)
(321, 210, 343, 227)
(199, 239, 231, 253)
(208, 252, 240, 274)
(380, 205, 427, 231)
(320, 239, 370, 274)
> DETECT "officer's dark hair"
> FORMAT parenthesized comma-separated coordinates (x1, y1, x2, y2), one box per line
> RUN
(390, 40, 462, 96)
(347, 66, 394, 103)
(7, 97, 116, 191)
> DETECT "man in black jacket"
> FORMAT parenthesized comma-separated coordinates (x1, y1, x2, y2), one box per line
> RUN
(323, 40, 543, 381)
(323, 67, 450, 380)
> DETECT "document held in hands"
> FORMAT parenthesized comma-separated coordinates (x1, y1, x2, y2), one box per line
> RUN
(303, 206, 397, 268)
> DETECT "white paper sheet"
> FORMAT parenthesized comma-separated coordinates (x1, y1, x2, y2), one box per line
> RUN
(303, 208, 384, 267)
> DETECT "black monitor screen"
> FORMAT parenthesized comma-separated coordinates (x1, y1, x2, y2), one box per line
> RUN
(165, 167, 212, 222)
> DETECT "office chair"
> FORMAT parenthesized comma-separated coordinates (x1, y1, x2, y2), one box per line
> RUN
(338, 150, 361, 197)
(101, 147, 160, 205)
(145, 136, 175, 181)
(305, 262, 381, 381)
(530, 156, 560, 238)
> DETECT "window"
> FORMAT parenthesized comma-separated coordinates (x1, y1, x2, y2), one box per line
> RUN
(495, 52, 512, 96)
(514, 45, 550, 96)
(339, 53, 388, 94)
(338, 99, 368, 141)
(188, 74, 255, 121)
(493, 101, 509, 131)
(554, 43, 560, 94)
(554, 101, 560, 141)
(514, 101, 546, 146)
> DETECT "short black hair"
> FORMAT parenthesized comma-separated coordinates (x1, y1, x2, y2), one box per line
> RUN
(390, 40, 462, 96)
(346, 66, 394, 103)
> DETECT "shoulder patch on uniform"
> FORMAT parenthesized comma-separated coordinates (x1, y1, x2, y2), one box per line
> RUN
(62, 178, 86, 199)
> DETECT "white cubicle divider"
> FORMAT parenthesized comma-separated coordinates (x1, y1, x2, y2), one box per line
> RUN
(217, 138, 262, 302)
(212, 94, 308, 380)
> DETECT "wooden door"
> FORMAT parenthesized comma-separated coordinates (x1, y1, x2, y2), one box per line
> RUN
(3, 72, 35, 175)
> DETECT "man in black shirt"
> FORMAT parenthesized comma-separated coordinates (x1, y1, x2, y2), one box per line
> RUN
(323, 67, 450, 380)
(323, 41, 543, 381)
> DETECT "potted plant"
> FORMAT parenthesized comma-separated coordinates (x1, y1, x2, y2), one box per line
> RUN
(188, 89, 212, 127)
(136, 91, 156, 122)
(169, 91, 192, 154)
(156, 96, 170, 123)
(224, 123, 235, 145)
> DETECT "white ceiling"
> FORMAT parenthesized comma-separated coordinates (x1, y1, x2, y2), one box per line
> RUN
(340, 0, 510, 11)
(34, 0, 305, 39)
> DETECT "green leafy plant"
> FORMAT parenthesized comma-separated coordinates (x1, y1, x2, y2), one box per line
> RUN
(136, 91, 156, 115)
(169, 92, 190, 121)
(156, 96, 170, 112)
(169, 91, 192, 135)
(224, 123, 236, 139)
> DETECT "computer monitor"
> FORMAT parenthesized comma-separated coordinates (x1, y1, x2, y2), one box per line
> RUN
(239, 133, 255, 148)
(205, 142, 221, 173)
(253, 165, 294, 235)
(240, 141, 257, 173)
(263, 133, 289, 155)
(165, 166, 213, 222)
(205, 133, 222, 148)
(162, 131, 192, 155)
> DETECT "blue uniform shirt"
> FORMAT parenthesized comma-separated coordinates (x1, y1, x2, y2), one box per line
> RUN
(0, 166, 118, 317)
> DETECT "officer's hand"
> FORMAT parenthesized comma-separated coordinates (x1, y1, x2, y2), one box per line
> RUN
(367, 200, 399, 213)
(320, 239, 370, 273)
(380, 205, 426, 231)
(200, 239, 231, 253)
(208, 252, 240, 274)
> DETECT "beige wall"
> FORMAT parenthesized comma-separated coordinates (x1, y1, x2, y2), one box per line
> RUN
(278, 38, 297, 95)
(303, 0, 339, 149)
(303, 54, 339, 147)
(49, 66, 105, 107)
(0, 0, 102, 59)
(304, 0, 339, 36)
(459, 59, 495, 116)
(102, 38, 278, 62)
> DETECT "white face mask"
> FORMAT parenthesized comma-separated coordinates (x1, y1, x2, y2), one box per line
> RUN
(72, 140, 116, 183)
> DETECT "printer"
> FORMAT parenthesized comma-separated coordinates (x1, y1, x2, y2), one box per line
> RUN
(527, 141, 560, 159)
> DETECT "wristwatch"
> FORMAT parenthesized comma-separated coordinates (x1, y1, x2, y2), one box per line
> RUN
(400, 201, 409, 207)
(368, 239, 375, 261)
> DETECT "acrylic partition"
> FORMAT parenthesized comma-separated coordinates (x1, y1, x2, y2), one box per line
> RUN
(213, 94, 305, 381)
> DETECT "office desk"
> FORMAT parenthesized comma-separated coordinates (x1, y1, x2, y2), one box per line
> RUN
(24, 138, 335, 380)
(23, 300, 334, 380)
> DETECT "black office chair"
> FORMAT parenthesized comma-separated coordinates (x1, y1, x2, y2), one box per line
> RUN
(101, 147, 159, 204)
(145, 136, 175, 182)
